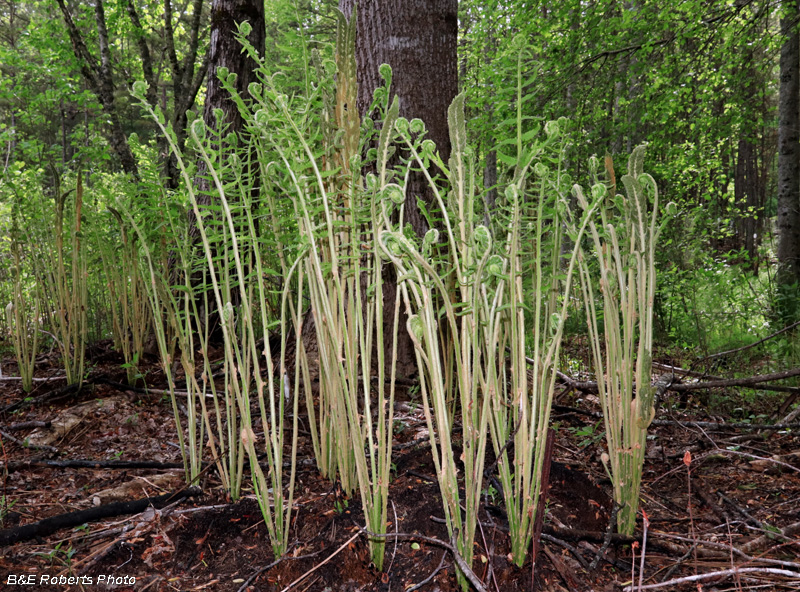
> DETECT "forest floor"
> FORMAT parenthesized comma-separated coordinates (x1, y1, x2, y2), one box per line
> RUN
(0, 340, 799, 592)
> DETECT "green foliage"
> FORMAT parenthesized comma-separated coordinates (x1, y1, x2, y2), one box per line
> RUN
(2, 0, 799, 582)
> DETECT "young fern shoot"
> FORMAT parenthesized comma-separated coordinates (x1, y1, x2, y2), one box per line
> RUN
(574, 147, 674, 535)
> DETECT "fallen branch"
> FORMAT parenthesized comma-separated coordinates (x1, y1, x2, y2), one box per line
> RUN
(0, 429, 58, 453)
(652, 531, 800, 571)
(590, 503, 618, 570)
(540, 533, 589, 570)
(93, 377, 195, 398)
(0, 376, 67, 382)
(621, 566, 800, 591)
(650, 419, 800, 430)
(434, 515, 795, 567)
(552, 363, 800, 402)
(0, 383, 81, 414)
(0, 459, 190, 473)
(3, 420, 51, 431)
(668, 367, 800, 391)
(552, 404, 800, 431)
(712, 449, 800, 474)
(0, 487, 201, 546)
(356, 526, 488, 592)
(278, 531, 361, 592)
(652, 362, 800, 395)
(741, 521, 800, 554)
(406, 551, 447, 592)
(699, 320, 800, 361)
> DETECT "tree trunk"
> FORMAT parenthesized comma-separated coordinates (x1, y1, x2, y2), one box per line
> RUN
(735, 136, 760, 268)
(200, 0, 265, 151)
(338, 0, 458, 378)
(777, 0, 800, 320)
(339, 0, 458, 235)
(190, 0, 265, 338)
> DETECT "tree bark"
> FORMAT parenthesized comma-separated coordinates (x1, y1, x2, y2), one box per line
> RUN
(338, 0, 458, 378)
(188, 0, 264, 337)
(200, 0, 265, 150)
(777, 0, 800, 319)
(192, 0, 264, 212)
(338, 0, 458, 235)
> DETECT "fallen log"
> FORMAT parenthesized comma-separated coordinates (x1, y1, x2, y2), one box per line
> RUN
(0, 459, 190, 473)
(0, 487, 202, 546)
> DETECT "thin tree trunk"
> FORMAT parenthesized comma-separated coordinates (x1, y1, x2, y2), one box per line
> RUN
(192, 0, 264, 211)
(777, 0, 800, 319)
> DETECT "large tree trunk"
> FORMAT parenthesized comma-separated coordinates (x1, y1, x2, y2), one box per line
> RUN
(191, 0, 265, 338)
(338, 0, 458, 378)
(777, 0, 800, 320)
(200, 0, 264, 150)
(339, 0, 458, 235)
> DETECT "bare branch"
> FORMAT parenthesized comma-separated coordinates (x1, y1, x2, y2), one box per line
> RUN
(622, 567, 800, 591)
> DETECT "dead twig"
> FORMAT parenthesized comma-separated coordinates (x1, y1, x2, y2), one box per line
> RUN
(638, 510, 650, 592)
(554, 364, 800, 396)
(646, 531, 800, 570)
(660, 542, 698, 582)
(540, 533, 589, 569)
(698, 321, 800, 361)
(741, 521, 800, 554)
(356, 525, 488, 592)
(691, 475, 730, 524)
(590, 503, 618, 570)
(406, 551, 447, 592)
(717, 491, 764, 530)
(387, 500, 399, 574)
(449, 530, 489, 592)
(278, 531, 361, 592)
(1, 458, 189, 473)
(622, 567, 800, 591)
(4, 421, 51, 431)
(237, 551, 321, 592)
(714, 448, 799, 474)
(0, 429, 58, 453)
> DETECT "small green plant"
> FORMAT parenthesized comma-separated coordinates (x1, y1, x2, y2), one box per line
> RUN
(484, 483, 498, 504)
(37, 171, 88, 388)
(100, 208, 150, 386)
(35, 542, 76, 567)
(333, 497, 349, 514)
(571, 421, 604, 449)
(6, 212, 39, 393)
(0, 496, 17, 527)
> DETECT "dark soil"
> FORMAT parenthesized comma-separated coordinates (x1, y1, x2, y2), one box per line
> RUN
(1, 340, 799, 591)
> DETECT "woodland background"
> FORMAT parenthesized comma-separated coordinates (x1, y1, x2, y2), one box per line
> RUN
(2, 0, 800, 351)
(1, 1, 800, 591)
